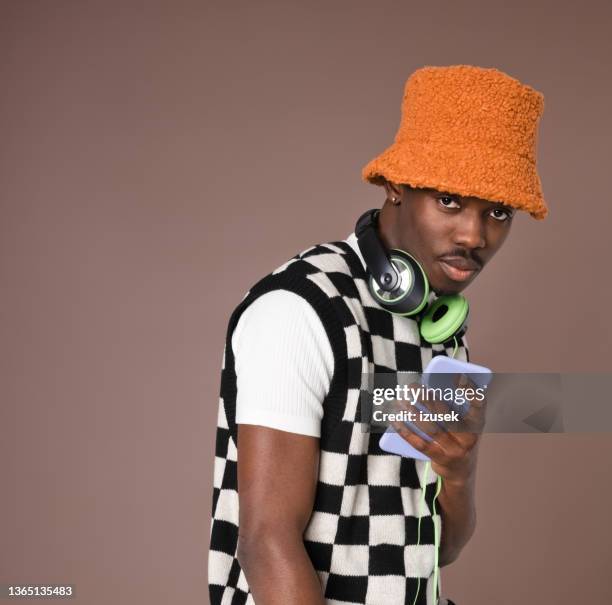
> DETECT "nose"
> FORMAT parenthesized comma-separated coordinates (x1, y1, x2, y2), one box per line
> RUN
(453, 211, 486, 250)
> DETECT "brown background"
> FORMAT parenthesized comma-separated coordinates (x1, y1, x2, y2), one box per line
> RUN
(2, 1, 611, 603)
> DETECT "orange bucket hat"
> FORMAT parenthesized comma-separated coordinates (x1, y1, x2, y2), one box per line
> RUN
(362, 65, 548, 220)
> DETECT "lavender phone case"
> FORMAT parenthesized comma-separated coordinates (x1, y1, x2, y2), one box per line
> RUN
(378, 356, 492, 461)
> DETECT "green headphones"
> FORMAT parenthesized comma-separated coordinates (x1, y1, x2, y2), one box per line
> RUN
(355, 208, 469, 345)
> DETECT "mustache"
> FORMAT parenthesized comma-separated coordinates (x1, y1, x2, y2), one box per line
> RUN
(439, 249, 483, 269)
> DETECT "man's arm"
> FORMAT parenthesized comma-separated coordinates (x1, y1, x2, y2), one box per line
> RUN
(236, 424, 325, 604)
(436, 458, 477, 567)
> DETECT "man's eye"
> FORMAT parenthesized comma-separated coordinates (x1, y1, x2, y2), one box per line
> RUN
(491, 208, 512, 222)
(438, 196, 460, 208)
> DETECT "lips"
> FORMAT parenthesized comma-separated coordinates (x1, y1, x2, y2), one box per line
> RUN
(439, 257, 480, 271)
(438, 257, 480, 282)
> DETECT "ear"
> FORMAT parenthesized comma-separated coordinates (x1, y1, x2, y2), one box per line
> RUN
(382, 179, 403, 203)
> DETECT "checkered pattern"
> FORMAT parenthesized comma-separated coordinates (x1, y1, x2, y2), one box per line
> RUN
(209, 237, 468, 604)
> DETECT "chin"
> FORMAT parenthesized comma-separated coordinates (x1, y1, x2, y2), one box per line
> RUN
(429, 265, 474, 296)
(432, 281, 466, 296)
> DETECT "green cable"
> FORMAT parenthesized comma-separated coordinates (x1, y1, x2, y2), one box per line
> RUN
(432, 473, 443, 603)
(412, 333, 454, 604)
(411, 461, 427, 605)
(411, 461, 443, 605)
(428, 334, 454, 600)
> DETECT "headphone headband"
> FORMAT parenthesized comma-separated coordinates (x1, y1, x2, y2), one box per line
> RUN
(355, 209, 399, 292)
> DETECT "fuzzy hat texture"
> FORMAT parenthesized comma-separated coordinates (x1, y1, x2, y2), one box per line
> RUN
(362, 65, 548, 220)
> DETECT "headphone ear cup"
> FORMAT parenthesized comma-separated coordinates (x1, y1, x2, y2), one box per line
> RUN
(419, 295, 469, 344)
(367, 249, 429, 316)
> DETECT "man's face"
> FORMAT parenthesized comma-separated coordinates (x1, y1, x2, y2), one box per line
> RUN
(380, 184, 515, 295)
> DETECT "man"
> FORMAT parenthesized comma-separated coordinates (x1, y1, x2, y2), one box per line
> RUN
(209, 65, 547, 604)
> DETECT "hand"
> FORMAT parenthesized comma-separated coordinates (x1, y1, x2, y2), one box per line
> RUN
(390, 374, 487, 485)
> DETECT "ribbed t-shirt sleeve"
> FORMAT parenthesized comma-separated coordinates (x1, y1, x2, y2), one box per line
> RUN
(231, 289, 335, 438)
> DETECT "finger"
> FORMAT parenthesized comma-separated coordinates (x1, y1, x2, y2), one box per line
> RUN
(398, 386, 451, 440)
(448, 431, 480, 453)
(456, 392, 488, 433)
(410, 382, 466, 437)
(457, 373, 488, 410)
(410, 403, 447, 438)
(396, 424, 445, 459)
(402, 382, 469, 441)
(395, 419, 466, 465)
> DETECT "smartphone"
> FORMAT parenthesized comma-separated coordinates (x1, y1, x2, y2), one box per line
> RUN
(378, 356, 493, 460)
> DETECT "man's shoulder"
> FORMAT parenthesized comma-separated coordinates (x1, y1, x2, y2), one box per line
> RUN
(226, 236, 359, 337)
(269, 237, 355, 280)
(240, 237, 357, 298)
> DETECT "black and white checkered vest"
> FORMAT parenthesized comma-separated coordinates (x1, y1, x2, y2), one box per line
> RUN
(209, 236, 468, 605)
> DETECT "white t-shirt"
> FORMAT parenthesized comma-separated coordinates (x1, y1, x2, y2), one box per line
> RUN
(232, 232, 365, 437)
